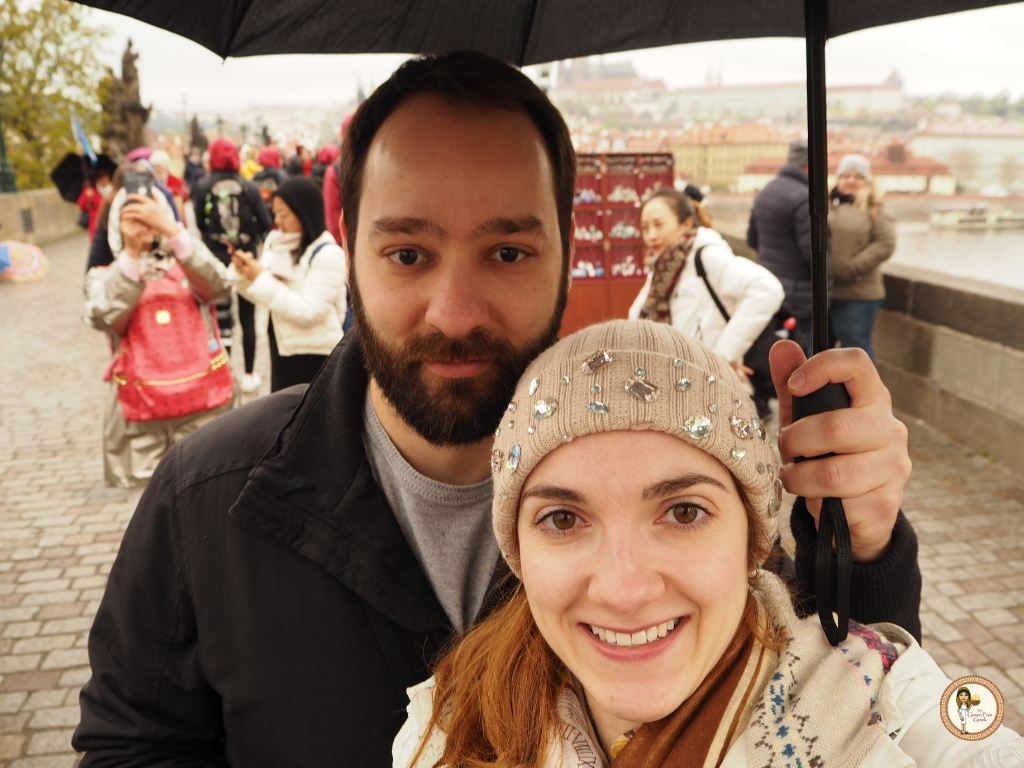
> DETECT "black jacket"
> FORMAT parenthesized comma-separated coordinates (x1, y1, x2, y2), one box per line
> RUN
(191, 171, 273, 266)
(746, 165, 820, 320)
(73, 333, 920, 766)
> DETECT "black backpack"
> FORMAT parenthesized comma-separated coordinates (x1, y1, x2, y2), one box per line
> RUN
(694, 247, 806, 390)
(203, 177, 260, 248)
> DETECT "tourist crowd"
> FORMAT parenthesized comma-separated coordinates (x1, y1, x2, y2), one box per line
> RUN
(72, 51, 1017, 768)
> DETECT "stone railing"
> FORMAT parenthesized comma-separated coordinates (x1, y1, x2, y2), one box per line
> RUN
(874, 264, 1024, 475)
(0, 189, 82, 245)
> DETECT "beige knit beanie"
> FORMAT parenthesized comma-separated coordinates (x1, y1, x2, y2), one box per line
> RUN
(491, 319, 783, 577)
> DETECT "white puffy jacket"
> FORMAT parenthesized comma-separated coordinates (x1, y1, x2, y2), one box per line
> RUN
(235, 230, 347, 357)
(628, 228, 784, 365)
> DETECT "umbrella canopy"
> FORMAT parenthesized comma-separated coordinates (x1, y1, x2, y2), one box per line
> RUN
(75, 0, 1018, 62)
(49, 152, 117, 203)
(0, 242, 49, 283)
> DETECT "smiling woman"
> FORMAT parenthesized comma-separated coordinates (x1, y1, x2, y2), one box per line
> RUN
(393, 320, 1023, 768)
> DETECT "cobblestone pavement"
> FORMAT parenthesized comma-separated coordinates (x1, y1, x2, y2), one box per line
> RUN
(0, 234, 1021, 765)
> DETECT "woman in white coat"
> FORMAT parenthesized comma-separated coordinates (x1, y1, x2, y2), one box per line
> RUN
(629, 189, 783, 417)
(395, 321, 1023, 768)
(232, 176, 348, 392)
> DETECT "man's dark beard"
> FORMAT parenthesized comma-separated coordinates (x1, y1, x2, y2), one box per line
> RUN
(350, 270, 566, 447)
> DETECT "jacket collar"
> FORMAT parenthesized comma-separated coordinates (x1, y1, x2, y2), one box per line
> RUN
(229, 332, 449, 633)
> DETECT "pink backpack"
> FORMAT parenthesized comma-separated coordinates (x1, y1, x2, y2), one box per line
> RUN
(108, 262, 234, 422)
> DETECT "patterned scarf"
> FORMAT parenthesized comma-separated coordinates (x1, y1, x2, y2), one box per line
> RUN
(638, 230, 698, 323)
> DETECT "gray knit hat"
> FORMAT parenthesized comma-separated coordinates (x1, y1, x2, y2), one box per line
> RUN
(786, 138, 809, 168)
(491, 320, 782, 577)
(836, 153, 872, 181)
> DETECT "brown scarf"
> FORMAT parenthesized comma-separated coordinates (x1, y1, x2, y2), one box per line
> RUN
(611, 607, 772, 768)
(638, 230, 698, 323)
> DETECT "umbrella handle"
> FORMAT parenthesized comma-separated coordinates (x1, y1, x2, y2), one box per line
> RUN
(792, 382, 852, 646)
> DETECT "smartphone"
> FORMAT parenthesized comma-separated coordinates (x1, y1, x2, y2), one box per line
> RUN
(216, 234, 238, 256)
(121, 170, 153, 203)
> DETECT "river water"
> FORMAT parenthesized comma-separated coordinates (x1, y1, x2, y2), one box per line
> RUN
(890, 223, 1024, 292)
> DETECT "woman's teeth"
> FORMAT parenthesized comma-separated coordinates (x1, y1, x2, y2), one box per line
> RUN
(588, 619, 679, 648)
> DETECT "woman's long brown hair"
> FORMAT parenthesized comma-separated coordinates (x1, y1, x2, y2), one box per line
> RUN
(415, 488, 782, 767)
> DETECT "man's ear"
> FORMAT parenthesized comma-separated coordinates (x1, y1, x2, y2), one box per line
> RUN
(340, 213, 351, 289)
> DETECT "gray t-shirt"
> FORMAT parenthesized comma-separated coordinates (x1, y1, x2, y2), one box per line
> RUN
(362, 394, 500, 633)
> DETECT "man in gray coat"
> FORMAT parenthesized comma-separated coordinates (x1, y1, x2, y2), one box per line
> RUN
(747, 139, 816, 352)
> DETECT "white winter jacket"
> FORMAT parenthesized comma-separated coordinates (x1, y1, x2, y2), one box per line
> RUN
(394, 620, 1024, 768)
(628, 228, 784, 365)
(235, 230, 347, 357)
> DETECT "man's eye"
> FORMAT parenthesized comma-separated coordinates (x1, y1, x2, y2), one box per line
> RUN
(388, 249, 425, 266)
(490, 246, 526, 263)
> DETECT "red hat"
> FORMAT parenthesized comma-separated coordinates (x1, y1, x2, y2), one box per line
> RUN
(209, 137, 240, 171)
(257, 146, 282, 169)
(316, 145, 340, 165)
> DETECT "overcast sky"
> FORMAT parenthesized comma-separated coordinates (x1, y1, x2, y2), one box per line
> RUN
(82, 2, 1024, 113)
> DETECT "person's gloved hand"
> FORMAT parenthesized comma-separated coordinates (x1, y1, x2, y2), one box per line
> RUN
(769, 341, 912, 563)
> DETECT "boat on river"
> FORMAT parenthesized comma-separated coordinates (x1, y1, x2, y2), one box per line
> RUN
(929, 204, 1024, 230)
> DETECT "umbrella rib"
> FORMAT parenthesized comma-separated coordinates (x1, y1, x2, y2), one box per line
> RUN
(222, 0, 256, 58)
(516, 0, 541, 66)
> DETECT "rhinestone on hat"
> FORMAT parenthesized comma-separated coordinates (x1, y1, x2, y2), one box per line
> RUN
(561, 375, 571, 385)
(673, 358, 684, 368)
(731, 447, 747, 461)
(506, 444, 521, 474)
(730, 416, 755, 440)
(757, 462, 766, 474)
(708, 375, 716, 384)
(490, 449, 502, 474)
(675, 378, 691, 392)
(625, 375, 659, 403)
(582, 349, 613, 374)
(591, 384, 602, 394)
(494, 426, 501, 437)
(588, 401, 609, 415)
(527, 426, 535, 434)
(533, 397, 558, 420)
(684, 415, 713, 440)
(709, 404, 718, 413)
(507, 402, 517, 413)
(528, 377, 540, 396)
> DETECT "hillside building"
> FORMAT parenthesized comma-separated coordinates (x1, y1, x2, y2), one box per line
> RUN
(909, 120, 1024, 192)
(737, 143, 955, 195)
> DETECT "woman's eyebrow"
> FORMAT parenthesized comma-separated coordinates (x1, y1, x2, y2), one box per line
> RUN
(521, 485, 586, 504)
(643, 474, 727, 501)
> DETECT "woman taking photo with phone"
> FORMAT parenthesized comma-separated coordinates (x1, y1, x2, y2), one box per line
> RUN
(230, 176, 347, 392)
(395, 320, 1022, 768)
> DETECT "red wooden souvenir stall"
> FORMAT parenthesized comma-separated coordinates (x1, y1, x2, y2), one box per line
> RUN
(559, 152, 674, 336)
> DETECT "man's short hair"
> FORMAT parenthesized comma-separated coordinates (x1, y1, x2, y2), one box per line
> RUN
(339, 50, 576, 265)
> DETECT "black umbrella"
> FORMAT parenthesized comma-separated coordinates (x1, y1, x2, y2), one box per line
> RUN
(49, 152, 117, 203)
(75, 0, 1015, 645)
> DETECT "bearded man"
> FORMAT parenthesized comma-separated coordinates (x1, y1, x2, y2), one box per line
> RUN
(74, 51, 918, 766)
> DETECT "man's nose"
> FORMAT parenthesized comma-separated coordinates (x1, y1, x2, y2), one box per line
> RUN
(423, 259, 490, 339)
(587, 535, 664, 619)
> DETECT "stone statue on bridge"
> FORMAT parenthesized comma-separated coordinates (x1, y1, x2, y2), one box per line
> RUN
(100, 39, 151, 162)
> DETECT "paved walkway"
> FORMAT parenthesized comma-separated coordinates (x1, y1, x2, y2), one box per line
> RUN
(0, 234, 1021, 765)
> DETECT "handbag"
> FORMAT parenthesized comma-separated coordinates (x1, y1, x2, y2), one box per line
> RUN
(77, 208, 91, 229)
(694, 249, 805, 389)
(108, 261, 234, 421)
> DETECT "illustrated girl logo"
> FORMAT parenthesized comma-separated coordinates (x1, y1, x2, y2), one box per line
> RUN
(941, 676, 1004, 741)
(955, 687, 977, 734)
